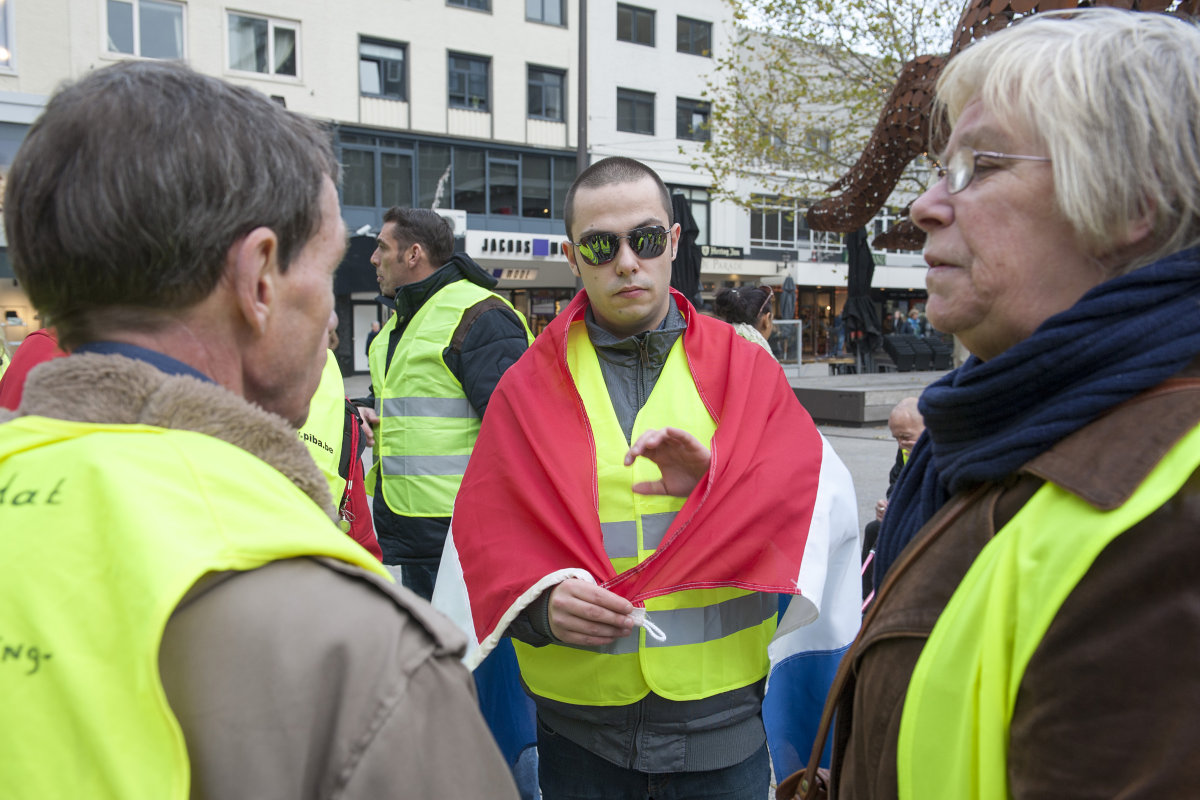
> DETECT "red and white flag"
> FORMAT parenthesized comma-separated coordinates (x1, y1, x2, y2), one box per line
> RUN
(434, 289, 858, 668)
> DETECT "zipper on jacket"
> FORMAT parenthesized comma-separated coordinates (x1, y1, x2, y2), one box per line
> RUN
(636, 335, 651, 410)
(628, 695, 646, 769)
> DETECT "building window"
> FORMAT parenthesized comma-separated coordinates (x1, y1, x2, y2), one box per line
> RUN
(490, 158, 519, 216)
(617, 88, 654, 135)
(448, 0, 490, 9)
(360, 39, 406, 100)
(528, 67, 565, 122)
(228, 12, 297, 77)
(107, 0, 184, 59)
(340, 133, 577, 223)
(448, 53, 490, 111)
(676, 16, 711, 56)
(750, 195, 809, 249)
(453, 148, 486, 212)
(667, 185, 710, 246)
(342, 149, 376, 208)
(805, 128, 832, 154)
(617, 4, 654, 47)
(418, 143, 453, 209)
(0, 0, 15, 68)
(676, 98, 710, 141)
(523, 156, 552, 218)
(526, 0, 564, 25)
(342, 147, 415, 209)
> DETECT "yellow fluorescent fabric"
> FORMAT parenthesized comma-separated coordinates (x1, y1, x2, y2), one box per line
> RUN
(0, 416, 387, 799)
(898, 422, 1200, 800)
(368, 281, 531, 517)
(298, 350, 349, 504)
(515, 321, 775, 705)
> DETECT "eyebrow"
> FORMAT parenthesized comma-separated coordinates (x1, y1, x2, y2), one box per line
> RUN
(940, 124, 1016, 162)
(579, 217, 664, 237)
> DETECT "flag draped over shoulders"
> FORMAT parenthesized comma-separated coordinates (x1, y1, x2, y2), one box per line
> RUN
(437, 288, 854, 667)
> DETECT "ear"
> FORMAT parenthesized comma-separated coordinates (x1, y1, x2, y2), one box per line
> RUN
(669, 222, 682, 260)
(1101, 199, 1156, 271)
(407, 241, 444, 281)
(563, 240, 582, 278)
(227, 227, 280, 336)
(1120, 203, 1155, 250)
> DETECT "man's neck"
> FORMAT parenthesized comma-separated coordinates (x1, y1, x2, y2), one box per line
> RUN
(88, 316, 239, 392)
(72, 341, 214, 382)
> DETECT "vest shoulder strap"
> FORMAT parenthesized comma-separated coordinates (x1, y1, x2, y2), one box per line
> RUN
(449, 296, 523, 353)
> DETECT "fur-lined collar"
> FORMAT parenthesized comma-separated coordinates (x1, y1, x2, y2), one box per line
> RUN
(0, 353, 335, 518)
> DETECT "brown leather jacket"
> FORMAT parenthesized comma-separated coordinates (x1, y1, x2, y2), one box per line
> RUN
(784, 362, 1200, 799)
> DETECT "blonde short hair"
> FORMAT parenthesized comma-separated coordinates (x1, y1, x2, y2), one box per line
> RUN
(935, 8, 1200, 271)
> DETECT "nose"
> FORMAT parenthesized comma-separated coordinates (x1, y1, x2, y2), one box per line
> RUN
(327, 309, 338, 333)
(370, 247, 381, 268)
(612, 237, 640, 276)
(909, 179, 952, 234)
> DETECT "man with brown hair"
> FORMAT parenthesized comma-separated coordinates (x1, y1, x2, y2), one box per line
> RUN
(0, 60, 515, 798)
(358, 207, 531, 599)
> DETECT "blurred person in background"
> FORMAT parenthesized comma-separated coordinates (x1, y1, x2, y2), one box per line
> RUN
(713, 284, 775, 354)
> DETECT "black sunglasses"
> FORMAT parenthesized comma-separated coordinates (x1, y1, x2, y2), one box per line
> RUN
(567, 225, 669, 266)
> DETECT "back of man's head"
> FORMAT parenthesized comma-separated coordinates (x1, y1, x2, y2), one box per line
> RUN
(382, 207, 454, 269)
(563, 156, 672, 240)
(4, 60, 338, 349)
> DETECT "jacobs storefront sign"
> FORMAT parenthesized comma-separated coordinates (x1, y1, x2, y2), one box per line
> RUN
(469, 230, 568, 260)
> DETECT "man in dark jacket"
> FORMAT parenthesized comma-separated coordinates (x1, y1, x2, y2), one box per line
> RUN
(357, 207, 531, 599)
(861, 396, 923, 599)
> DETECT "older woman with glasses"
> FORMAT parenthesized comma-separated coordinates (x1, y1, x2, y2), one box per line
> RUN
(784, 9, 1200, 800)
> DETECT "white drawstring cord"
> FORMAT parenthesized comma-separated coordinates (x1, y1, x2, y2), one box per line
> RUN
(631, 608, 666, 642)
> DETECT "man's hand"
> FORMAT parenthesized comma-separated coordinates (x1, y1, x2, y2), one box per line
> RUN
(875, 498, 888, 522)
(548, 579, 635, 646)
(357, 406, 379, 449)
(625, 427, 711, 497)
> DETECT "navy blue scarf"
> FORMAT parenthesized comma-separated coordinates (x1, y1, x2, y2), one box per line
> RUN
(872, 248, 1200, 589)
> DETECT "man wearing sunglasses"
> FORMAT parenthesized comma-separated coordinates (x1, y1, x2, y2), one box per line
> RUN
(437, 157, 860, 799)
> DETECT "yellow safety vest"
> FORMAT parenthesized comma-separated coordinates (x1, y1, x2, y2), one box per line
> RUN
(367, 280, 531, 517)
(514, 321, 777, 705)
(0, 415, 389, 799)
(898, 421, 1200, 800)
(298, 350, 348, 511)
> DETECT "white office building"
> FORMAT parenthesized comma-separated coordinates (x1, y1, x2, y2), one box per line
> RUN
(0, 0, 927, 365)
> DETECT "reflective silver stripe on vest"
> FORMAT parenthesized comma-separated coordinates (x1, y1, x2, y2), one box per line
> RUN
(601, 512, 676, 559)
(601, 521, 638, 559)
(380, 397, 479, 419)
(380, 454, 471, 476)
(570, 632, 642, 656)
(565, 593, 776, 656)
(640, 512, 676, 550)
(646, 593, 777, 648)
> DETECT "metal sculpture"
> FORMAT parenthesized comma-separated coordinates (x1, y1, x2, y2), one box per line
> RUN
(806, 0, 1200, 251)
